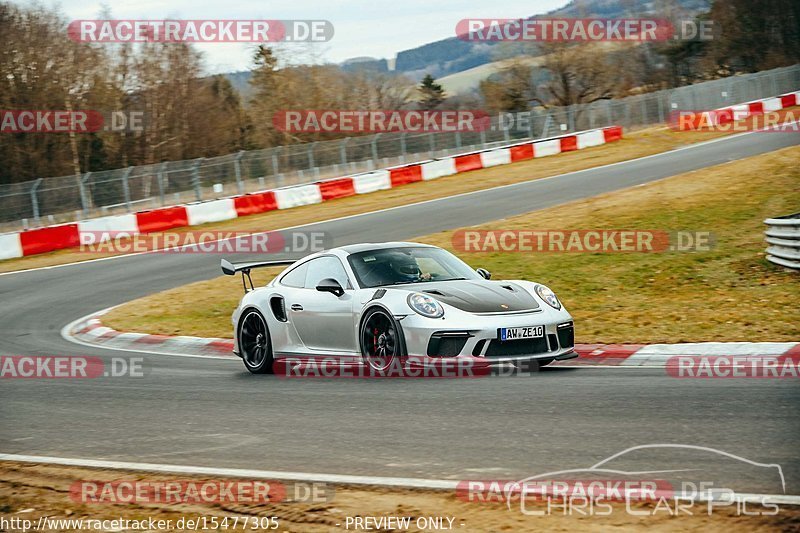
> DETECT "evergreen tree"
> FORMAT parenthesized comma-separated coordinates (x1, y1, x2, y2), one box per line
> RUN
(418, 74, 446, 110)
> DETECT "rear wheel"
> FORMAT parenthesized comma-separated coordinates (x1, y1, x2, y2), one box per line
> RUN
(360, 308, 405, 372)
(239, 309, 274, 374)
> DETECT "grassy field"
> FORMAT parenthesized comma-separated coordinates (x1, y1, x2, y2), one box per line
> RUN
(0, 125, 735, 274)
(103, 146, 800, 343)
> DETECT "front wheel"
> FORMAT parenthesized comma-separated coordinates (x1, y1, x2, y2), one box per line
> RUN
(360, 307, 406, 372)
(238, 309, 274, 374)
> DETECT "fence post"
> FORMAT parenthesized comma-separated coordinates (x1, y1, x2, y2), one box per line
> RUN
(158, 162, 167, 206)
(271, 147, 280, 177)
(455, 131, 461, 149)
(340, 138, 349, 165)
(641, 96, 648, 125)
(623, 100, 631, 129)
(307, 142, 317, 170)
(121, 166, 133, 212)
(191, 159, 203, 202)
(30, 178, 43, 225)
(428, 132, 436, 156)
(78, 172, 92, 217)
(399, 133, 407, 160)
(527, 112, 534, 139)
(234, 151, 245, 195)
(541, 112, 552, 137)
(371, 133, 381, 162)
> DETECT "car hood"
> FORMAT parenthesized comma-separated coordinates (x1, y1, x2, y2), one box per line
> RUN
(392, 280, 540, 314)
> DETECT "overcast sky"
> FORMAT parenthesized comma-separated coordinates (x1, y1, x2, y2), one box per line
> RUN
(12, 0, 566, 73)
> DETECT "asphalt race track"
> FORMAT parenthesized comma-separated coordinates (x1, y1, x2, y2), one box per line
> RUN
(1, 130, 798, 496)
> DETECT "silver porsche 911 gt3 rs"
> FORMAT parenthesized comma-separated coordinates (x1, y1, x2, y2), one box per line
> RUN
(222, 242, 577, 374)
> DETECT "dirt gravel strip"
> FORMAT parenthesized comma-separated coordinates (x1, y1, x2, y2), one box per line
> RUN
(2, 460, 800, 532)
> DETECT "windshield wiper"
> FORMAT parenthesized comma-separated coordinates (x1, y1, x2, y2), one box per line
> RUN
(374, 280, 421, 287)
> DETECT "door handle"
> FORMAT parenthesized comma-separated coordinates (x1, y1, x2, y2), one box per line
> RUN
(290, 304, 304, 312)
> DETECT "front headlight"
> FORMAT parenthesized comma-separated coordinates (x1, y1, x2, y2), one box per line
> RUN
(407, 293, 444, 318)
(535, 285, 561, 310)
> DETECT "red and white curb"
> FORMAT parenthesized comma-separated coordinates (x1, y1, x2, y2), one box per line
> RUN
(572, 342, 800, 366)
(63, 309, 799, 366)
(63, 308, 235, 359)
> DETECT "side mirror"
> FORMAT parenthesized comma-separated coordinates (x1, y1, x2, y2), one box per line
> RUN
(316, 278, 345, 297)
(476, 268, 491, 280)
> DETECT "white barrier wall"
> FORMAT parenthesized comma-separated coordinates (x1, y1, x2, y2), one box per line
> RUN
(534, 139, 561, 158)
(763, 97, 783, 112)
(0, 233, 22, 260)
(479, 149, 511, 168)
(577, 130, 606, 149)
(77, 214, 140, 244)
(186, 199, 238, 226)
(421, 159, 457, 180)
(353, 170, 391, 194)
(275, 184, 323, 209)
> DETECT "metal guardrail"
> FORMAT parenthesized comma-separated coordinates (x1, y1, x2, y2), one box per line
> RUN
(1, 64, 799, 233)
(764, 212, 800, 270)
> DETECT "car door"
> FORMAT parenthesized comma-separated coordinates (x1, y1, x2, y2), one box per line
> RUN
(288, 256, 357, 354)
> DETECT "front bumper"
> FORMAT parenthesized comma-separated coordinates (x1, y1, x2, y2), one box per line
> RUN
(398, 307, 576, 365)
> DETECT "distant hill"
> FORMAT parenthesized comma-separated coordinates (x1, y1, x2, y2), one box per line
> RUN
(390, 0, 707, 80)
(224, 0, 708, 101)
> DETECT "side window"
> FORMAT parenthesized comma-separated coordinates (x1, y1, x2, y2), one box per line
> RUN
(305, 256, 351, 290)
(279, 261, 309, 288)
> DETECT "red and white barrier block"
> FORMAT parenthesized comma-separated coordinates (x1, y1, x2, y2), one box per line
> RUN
(678, 90, 800, 129)
(1, 125, 624, 260)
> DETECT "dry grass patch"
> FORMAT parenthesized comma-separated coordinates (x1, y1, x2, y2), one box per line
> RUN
(103, 146, 800, 343)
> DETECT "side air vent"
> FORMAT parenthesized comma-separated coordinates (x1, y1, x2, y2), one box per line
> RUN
(502, 285, 516, 292)
(371, 289, 387, 300)
(423, 289, 446, 296)
(270, 296, 287, 322)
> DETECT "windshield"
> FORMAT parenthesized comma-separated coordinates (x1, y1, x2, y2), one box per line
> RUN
(347, 247, 482, 288)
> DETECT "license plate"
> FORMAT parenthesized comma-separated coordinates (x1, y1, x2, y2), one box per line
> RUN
(499, 326, 544, 341)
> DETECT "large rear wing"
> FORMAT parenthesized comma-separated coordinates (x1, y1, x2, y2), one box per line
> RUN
(221, 258, 298, 292)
